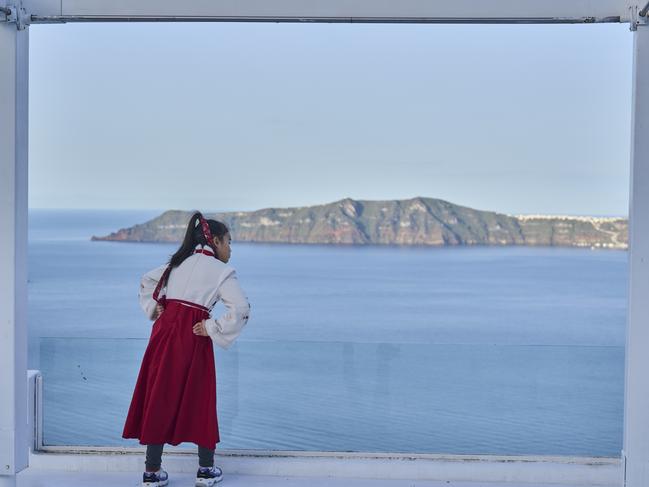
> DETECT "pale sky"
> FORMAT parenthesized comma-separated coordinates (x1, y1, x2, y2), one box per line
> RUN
(29, 22, 633, 216)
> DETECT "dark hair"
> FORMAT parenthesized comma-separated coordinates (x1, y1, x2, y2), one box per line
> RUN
(169, 211, 229, 268)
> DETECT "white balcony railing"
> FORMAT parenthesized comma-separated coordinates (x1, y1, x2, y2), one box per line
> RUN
(25, 370, 622, 485)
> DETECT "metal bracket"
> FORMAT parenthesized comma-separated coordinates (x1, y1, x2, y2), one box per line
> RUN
(630, 2, 649, 30)
(2, 2, 29, 30)
(641, 0, 649, 17)
(631, 4, 639, 30)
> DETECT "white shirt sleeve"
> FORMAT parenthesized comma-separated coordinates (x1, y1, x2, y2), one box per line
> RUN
(138, 264, 168, 320)
(204, 270, 251, 349)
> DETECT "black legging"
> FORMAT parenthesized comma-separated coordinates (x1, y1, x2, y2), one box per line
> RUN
(145, 443, 214, 470)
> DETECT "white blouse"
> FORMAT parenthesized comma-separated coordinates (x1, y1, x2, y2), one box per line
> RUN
(138, 245, 250, 349)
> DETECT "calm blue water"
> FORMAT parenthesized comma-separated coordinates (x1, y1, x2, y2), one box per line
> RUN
(29, 209, 628, 456)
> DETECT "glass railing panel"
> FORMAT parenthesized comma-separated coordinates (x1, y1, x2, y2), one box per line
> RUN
(40, 337, 623, 456)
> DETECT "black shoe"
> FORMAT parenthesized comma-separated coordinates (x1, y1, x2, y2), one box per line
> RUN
(142, 469, 169, 486)
(195, 465, 223, 486)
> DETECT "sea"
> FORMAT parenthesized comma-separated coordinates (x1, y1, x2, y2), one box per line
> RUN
(29, 209, 627, 456)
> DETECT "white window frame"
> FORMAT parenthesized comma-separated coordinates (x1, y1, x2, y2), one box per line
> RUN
(2, 1, 648, 485)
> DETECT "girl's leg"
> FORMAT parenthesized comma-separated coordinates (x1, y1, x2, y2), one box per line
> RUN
(145, 443, 165, 472)
(197, 445, 215, 468)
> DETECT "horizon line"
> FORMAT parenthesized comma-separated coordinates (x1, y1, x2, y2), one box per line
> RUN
(27, 206, 629, 220)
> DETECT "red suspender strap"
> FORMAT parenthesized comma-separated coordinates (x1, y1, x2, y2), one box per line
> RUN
(194, 248, 215, 257)
(152, 265, 172, 306)
(153, 249, 214, 305)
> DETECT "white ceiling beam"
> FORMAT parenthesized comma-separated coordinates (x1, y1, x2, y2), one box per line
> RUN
(24, 0, 635, 24)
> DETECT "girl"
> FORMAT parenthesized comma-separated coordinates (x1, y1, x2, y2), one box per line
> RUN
(123, 212, 251, 487)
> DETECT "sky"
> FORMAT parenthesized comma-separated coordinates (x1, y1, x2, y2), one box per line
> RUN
(29, 21, 633, 216)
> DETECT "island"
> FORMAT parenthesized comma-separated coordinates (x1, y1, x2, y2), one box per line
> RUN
(92, 197, 628, 249)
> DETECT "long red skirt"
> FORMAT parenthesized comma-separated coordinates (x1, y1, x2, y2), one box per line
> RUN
(122, 299, 219, 449)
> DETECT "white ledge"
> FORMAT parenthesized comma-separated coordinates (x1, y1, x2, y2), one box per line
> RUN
(26, 450, 621, 486)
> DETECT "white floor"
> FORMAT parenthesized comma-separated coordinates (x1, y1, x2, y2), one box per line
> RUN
(15, 469, 610, 487)
(11, 450, 621, 487)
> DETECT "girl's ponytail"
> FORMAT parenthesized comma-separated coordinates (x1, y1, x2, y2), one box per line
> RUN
(169, 212, 203, 268)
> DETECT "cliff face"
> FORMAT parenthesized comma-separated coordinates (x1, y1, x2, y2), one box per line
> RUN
(92, 197, 628, 249)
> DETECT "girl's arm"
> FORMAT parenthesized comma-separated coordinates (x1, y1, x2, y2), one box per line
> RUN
(138, 264, 168, 320)
(201, 271, 250, 349)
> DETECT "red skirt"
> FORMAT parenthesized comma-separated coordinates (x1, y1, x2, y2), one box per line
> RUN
(122, 299, 219, 449)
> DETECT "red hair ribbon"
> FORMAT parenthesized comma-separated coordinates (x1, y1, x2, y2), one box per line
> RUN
(199, 214, 218, 255)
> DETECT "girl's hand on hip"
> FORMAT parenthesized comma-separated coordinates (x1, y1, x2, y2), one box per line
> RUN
(193, 320, 208, 337)
(152, 304, 164, 320)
